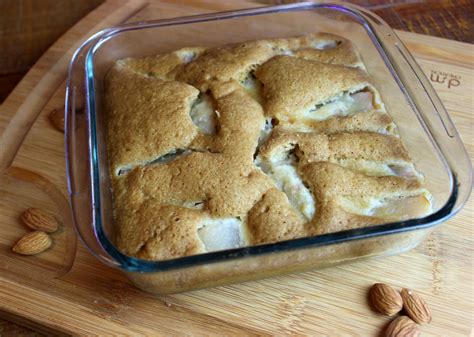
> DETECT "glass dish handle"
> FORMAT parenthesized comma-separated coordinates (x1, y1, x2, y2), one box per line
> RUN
(358, 8, 472, 214)
(65, 34, 121, 268)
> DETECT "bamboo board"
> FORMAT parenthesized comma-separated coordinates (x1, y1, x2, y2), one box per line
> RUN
(0, 0, 472, 335)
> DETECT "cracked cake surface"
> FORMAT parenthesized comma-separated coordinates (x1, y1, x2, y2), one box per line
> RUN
(104, 32, 432, 260)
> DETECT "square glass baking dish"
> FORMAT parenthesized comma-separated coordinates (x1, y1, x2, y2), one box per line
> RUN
(65, 2, 472, 294)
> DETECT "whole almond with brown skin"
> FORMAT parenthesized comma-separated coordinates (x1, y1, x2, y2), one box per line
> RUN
(21, 208, 59, 233)
(12, 231, 52, 255)
(49, 106, 65, 132)
(385, 315, 420, 337)
(369, 283, 403, 316)
(401, 288, 432, 324)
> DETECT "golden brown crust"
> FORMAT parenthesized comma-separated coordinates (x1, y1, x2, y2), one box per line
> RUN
(105, 66, 199, 175)
(277, 110, 397, 135)
(300, 163, 429, 235)
(260, 131, 411, 166)
(115, 201, 205, 259)
(268, 32, 364, 68)
(190, 80, 265, 161)
(105, 32, 431, 260)
(175, 32, 363, 92)
(300, 162, 424, 201)
(255, 56, 372, 121)
(175, 41, 275, 92)
(247, 188, 306, 244)
(308, 200, 383, 235)
(115, 152, 273, 218)
(293, 34, 364, 68)
(118, 47, 205, 79)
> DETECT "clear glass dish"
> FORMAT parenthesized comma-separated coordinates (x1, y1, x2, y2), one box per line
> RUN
(65, 2, 472, 294)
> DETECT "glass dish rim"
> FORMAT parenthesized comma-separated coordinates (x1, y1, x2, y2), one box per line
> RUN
(74, 2, 464, 273)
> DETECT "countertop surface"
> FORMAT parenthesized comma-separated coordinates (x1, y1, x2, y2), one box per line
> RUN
(0, 0, 472, 335)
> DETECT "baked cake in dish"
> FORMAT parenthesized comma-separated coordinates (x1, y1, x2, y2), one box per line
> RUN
(104, 33, 432, 261)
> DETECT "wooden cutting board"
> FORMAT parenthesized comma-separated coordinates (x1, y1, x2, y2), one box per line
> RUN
(0, 0, 472, 335)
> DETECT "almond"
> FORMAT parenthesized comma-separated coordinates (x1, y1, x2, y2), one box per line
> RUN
(385, 315, 420, 337)
(369, 283, 403, 316)
(401, 288, 432, 324)
(21, 208, 59, 233)
(12, 231, 52, 255)
(49, 106, 65, 132)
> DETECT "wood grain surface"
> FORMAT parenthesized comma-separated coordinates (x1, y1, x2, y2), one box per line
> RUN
(0, 0, 103, 102)
(1, 0, 473, 102)
(0, 0, 472, 335)
(261, 0, 474, 43)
